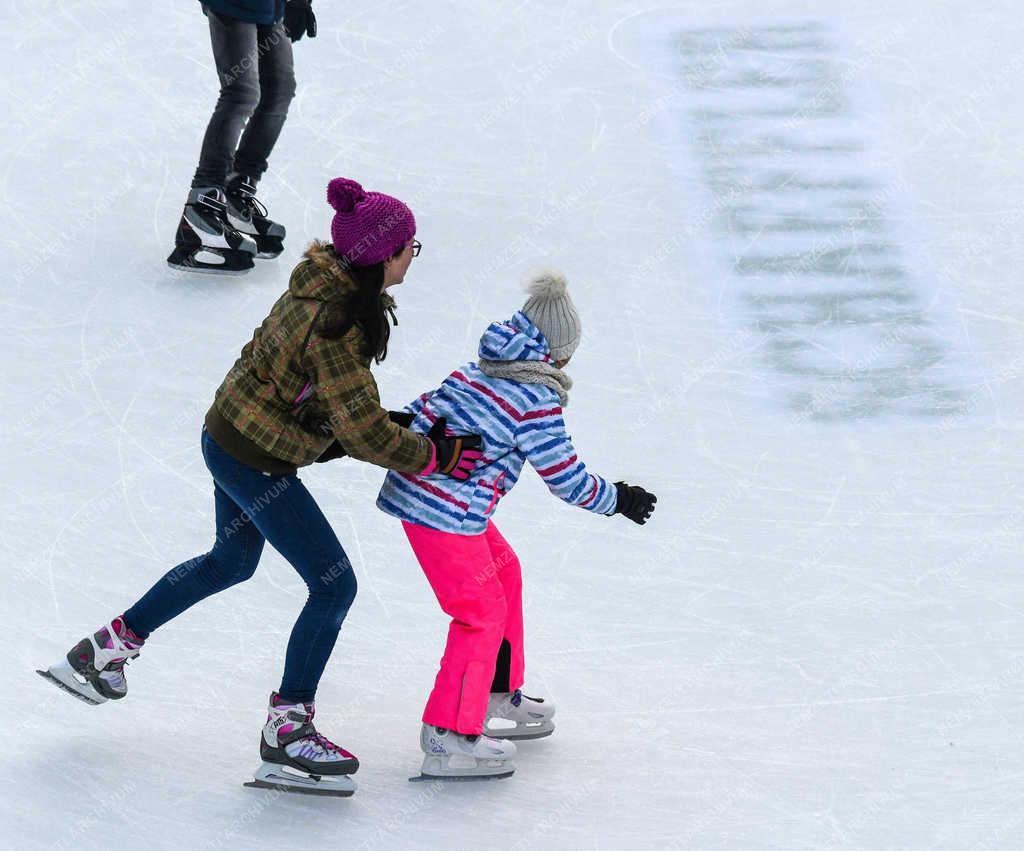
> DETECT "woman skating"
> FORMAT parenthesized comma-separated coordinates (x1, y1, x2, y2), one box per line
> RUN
(39, 178, 482, 797)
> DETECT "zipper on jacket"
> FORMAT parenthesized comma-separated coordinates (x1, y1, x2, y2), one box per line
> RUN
(484, 471, 507, 516)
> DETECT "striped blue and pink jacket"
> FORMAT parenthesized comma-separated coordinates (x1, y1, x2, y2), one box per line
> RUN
(376, 311, 618, 535)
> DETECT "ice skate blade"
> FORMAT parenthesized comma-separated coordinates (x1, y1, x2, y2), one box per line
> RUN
(411, 753, 515, 781)
(166, 261, 253, 277)
(409, 769, 514, 782)
(245, 763, 356, 798)
(255, 251, 283, 259)
(484, 719, 554, 740)
(36, 665, 105, 705)
(487, 727, 553, 741)
(244, 778, 355, 797)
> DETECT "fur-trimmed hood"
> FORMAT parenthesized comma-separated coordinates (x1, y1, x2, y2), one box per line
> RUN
(288, 239, 396, 312)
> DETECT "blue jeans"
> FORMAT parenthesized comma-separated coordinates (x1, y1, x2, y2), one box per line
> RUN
(123, 429, 356, 703)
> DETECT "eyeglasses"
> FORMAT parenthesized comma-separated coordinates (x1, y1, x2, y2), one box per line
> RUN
(410, 239, 422, 258)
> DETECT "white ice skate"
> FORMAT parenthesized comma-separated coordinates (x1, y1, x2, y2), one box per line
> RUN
(484, 689, 555, 740)
(412, 724, 516, 781)
(37, 617, 145, 705)
(244, 692, 358, 798)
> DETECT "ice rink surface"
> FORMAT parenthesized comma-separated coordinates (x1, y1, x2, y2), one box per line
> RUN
(3, 1, 1024, 848)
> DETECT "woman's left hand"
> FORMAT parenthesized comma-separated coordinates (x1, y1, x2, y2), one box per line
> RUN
(425, 417, 483, 480)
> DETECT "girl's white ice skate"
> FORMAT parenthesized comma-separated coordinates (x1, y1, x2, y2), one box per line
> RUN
(484, 689, 555, 740)
(37, 616, 145, 705)
(244, 692, 358, 798)
(412, 724, 516, 781)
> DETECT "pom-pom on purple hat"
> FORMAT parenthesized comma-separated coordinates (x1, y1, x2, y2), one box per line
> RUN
(327, 177, 416, 267)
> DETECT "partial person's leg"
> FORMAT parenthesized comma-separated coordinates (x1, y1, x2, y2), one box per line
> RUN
(192, 7, 263, 188)
(122, 429, 266, 637)
(232, 18, 295, 181)
(41, 429, 266, 705)
(402, 521, 507, 735)
(209, 463, 357, 705)
(484, 522, 525, 693)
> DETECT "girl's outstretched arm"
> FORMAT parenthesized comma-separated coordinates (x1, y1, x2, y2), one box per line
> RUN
(517, 404, 617, 515)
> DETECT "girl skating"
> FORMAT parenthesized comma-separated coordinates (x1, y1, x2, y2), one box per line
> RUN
(377, 271, 657, 780)
(39, 178, 482, 797)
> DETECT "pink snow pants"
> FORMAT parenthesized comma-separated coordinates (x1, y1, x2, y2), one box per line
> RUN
(401, 520, 525, 735)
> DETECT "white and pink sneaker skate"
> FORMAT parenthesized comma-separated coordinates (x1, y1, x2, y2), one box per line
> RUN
(244, 692, 359, 797)
(413, 724, 517, 780)
(37, 616, 145, 705)
(484, 689, 555, 740)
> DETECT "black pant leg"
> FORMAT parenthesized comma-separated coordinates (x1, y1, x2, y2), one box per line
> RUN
(232, 18, 296, 180)
(192, 8, 262, 188)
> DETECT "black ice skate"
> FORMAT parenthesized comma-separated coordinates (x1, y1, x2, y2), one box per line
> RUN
(244, 692, 358, 798)
(166, 186, 257, 275)
(225, 172, 286, 259)
(37, 616, 145, 705)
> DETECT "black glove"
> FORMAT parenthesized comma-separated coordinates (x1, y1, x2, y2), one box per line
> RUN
(426, 416, 483, 480)
(314, 411, 417, 463)
(295, 403, 332, 437)
(388, 410, 415, 428)
(315, 439, 347, 463)
(613, 481, 657, 525)
(283, 0, 316, 42)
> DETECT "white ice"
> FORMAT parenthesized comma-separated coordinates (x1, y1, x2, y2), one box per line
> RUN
(3, 1, 1023, 848)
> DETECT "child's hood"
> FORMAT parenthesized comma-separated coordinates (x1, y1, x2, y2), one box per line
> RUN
(477, 311, 553, 364)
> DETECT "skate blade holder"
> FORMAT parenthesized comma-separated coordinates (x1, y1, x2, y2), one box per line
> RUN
(244, 763, 356, 798)
(36, 660, 106, 705)
(410, 754, 515, 782)
(483, 718, 554, 740)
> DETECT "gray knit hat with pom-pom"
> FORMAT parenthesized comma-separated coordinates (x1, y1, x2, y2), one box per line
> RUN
(521, 270, 581, 362)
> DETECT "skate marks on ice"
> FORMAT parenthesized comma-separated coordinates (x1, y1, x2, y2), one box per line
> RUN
(615, 18, 980, 422)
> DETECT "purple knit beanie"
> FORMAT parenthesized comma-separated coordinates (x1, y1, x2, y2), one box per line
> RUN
(327, 177, 416, 267)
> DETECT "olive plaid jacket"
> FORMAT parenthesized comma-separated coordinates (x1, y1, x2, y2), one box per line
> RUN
(209, 241, 433, 473)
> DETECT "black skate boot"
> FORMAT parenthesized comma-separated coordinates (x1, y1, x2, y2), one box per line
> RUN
(167, 186, 257, 275)
(244, 692, 358, 797)
(225, 172, 286, 259)
(37, 615, 145, 705)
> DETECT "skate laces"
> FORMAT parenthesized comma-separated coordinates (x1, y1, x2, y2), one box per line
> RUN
(287, 724, 347, 760)
(230, 182, 267, 219)
(245, 194, 268, 219)
(305, 730, 342, 755)
(510, 689, 523, 707)
(97, 620, 144, 666)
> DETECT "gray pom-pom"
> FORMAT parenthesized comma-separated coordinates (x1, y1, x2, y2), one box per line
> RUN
(525, 269, 568, 299)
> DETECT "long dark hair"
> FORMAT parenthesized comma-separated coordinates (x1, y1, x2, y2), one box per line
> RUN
(320, 247, 402, 364)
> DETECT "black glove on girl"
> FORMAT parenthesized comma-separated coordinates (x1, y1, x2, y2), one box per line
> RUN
(284, 0, 316, 42)
(613, 482, 657, 525)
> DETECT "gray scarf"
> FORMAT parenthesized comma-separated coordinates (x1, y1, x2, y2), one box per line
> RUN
(477, 359, 573, 406)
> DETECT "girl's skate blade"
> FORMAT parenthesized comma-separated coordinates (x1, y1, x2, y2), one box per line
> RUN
(36, 659, 106, 705)
(483, 719, 554, 740)
(410, 754, 515, 782)
(244, 762, 356, 798)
